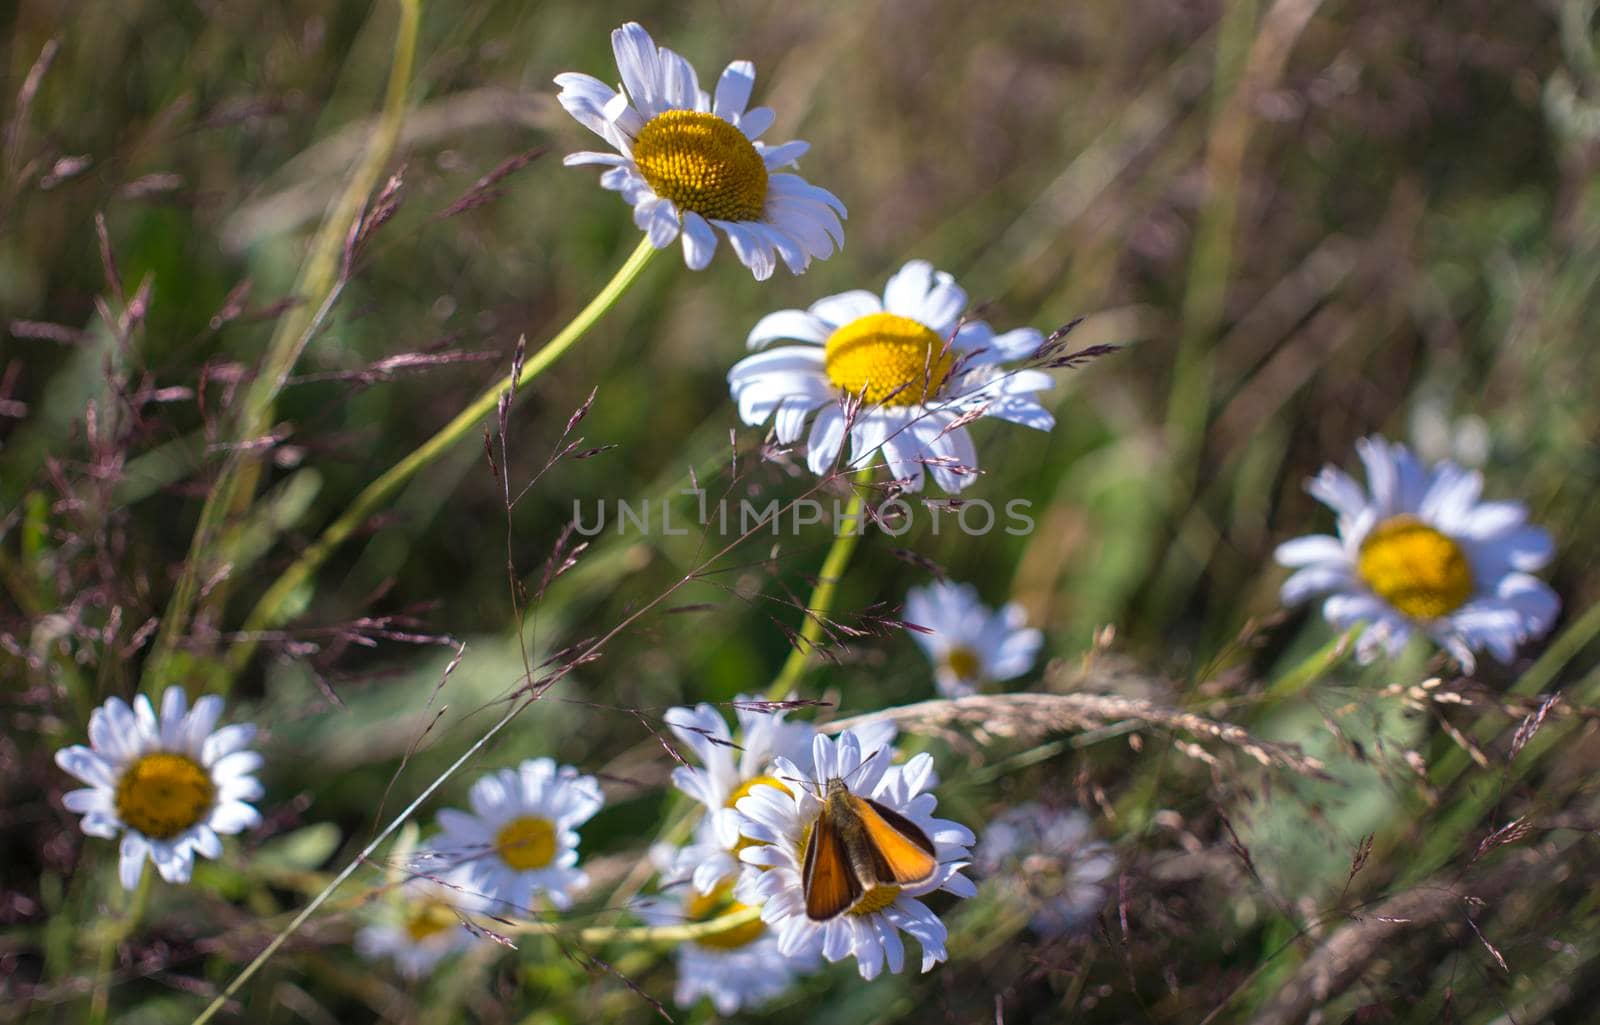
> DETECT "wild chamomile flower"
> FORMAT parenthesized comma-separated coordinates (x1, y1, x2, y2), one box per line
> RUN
(55, 686, 263, 890)
(355, 864, 486, 979)
(663, 698, 897, 894)
(975, 803, 1115, 937)
(1275, 435, 1559, 671)
(640, 852, 818, 1014)
(433, 758, 603, 913)
(727, 259, 1054, 492)
(904, 580, 1043, 697)
(556, 22, 845, 279)
(733, 731, 977, 980)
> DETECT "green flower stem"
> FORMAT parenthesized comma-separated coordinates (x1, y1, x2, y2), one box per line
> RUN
(141, 0, 421, 697)
(88, 864, 151, 1025)
(765, 466, 875, 700)
(1400, 599, 1600, 882)
(501, 904, 762, 944)
(221, 236, 659, 684)
(1249, 626, 1360, 719)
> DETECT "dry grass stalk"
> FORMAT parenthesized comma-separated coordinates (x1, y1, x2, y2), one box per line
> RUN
(1245, 852, 1537, 1025)
(825, 692, 1328, 778)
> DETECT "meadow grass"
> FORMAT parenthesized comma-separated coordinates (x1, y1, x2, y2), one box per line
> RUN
(4, 1, 1600, 1022)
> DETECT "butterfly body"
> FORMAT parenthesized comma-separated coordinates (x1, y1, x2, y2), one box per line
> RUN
(802, 776, 939, 921)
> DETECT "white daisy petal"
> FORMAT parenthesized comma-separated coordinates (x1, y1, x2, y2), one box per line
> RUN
(1280, 564, 1356, 606)
(133, 694, 159, 745)
(192, 825, 223, 860)
(767, 173, 849, 218)
(986, 327, 1046, 361)
(201, 723, 256, 765)
(55, 746, 117, 788)
(1273, 534, 1345, 568)
(562, 150, 633, 167)
(737, 106, 775, 139)
(808, 290, 883, 328)
(119, 834, 149, 890)
(882, 259, 935, 317)
(553, 73, 623, 138)
(760, 140, 809, 168)
(713, 60, 755, 119)
(181, 695, 225, 754)
(1460, 500, 1525, 540)
(680, 211, 717, 270)
(62, 787, 109, 814)
(747, 308, 829, 348)
(1307, 466, 1371, 532)
(211, 750, 264, 781)
(920, 420, 978, 493)
(716, 219, 776, 280)
(158, 686, 188, 747)
(611, 22, 663, 116)
(657, 48, 700, 112)
(210, 802, 262, 834)
(149, 841, 194, 884)
(914, 271, 968, 337)
(634, 196, 681, 248)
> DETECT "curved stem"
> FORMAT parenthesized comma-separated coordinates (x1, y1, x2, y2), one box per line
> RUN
(765, 467, 875, 700)
(222, 236, 658, 684)
(142, 0, 421, 695)
(503, 904, 762, 945)
(88, 864, 151, 1025)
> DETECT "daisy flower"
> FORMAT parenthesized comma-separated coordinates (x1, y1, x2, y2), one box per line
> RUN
(662, 698, 896, 894)
(975, 803, 1115, 937)
(433, 758, 603, 913)
(904, 580, 1043, 697)
(55, 686, 263, 890)
(639, 851, 818, 1014)
(727, 259, 1054, 492)
(355, 861, 487, 979)
(556, 22, 846, 279)
(1274, 435, 1560, 671)
(733, 731, 977, 980)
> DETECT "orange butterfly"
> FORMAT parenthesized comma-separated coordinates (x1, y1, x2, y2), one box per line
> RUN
(802, 776, 939, 921)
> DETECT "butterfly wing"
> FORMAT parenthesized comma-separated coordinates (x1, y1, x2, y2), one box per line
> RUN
(856, 796, 938, 887)
(804, 806, 863, 920)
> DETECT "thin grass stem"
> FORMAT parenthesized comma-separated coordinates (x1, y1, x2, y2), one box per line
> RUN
(142, 0, 422, 696)
(220, 237, 658, 685)
(765, 466, 875, 700)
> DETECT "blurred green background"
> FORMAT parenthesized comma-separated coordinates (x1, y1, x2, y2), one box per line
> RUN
(5, 0, 1600, 1021)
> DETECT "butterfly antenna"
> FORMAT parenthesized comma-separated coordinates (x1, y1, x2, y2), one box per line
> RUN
(842, 745, 887, 788)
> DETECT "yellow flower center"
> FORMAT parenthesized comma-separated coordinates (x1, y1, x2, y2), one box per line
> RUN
(724, 774, 793, 808)
(685, 881, 767, 950)
(632, 110, 768, 222)
(824, 312, 954, 407)
(114, 752, 215, 840)
(494, 816, 558, 871)
(1356, 515, 1475, 620)
(943, 646, 982, 682)
(404, 900, 460, 943)
(849, 885, 902, 916)
(725, 774, 793, 855)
